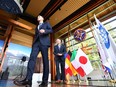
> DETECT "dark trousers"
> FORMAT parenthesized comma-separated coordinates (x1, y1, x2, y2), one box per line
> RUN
(26, 41, 49, 83)
(55, 58, 65, 80)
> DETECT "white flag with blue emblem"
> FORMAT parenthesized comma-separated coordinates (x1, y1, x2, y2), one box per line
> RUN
(94, 15, 116, 64)
(93, 24, 112, 72)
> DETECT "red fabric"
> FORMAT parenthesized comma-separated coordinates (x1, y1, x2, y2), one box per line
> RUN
(76, 66, 86, 77)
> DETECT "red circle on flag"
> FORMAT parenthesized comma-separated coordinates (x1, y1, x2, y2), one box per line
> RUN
(79, 56, 87, 64)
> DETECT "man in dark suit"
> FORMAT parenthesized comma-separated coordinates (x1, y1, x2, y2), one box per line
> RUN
(54, 39, 66, 84)
(14, 15, 53, 87)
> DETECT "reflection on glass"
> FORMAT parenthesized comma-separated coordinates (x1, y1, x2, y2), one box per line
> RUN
(2, 42, 31, 79)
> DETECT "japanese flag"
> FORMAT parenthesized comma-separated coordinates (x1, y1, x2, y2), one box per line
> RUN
(71, 48, 93, 77)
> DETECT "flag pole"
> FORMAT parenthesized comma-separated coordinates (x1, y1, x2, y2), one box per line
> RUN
(93, 22, 116, 81)
(68, 25, 71, 51)
(67, 24, 76, 83)
(66, 25, 71, 83)
(68, 25, 79, 83)
(86, 14, 109, 81)
(96, 59, 109, 86)
(97, 50, 114, 80)
(94, 14, 116, 82)
(70, 30, 75, 51)
(68, 25, 75, 51)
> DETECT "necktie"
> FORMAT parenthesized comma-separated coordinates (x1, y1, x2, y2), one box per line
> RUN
(58, 45, 61, 50)
(38, 23, 42, 30)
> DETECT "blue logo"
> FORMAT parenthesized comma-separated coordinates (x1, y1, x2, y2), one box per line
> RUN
(99, 23, 110, 49)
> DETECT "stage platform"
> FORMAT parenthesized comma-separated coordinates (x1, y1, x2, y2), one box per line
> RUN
(0, 73, 116, 87)
(0, 80, 116, 87)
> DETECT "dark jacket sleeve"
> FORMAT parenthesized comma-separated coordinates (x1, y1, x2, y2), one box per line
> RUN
(35, 27, 38, 38)
(34, 22, 53, 46)
(53, 44, 66, 57)
(53, 45, 57, 55)
(43, 22, 53, 34)
(62, 45, 66, 55)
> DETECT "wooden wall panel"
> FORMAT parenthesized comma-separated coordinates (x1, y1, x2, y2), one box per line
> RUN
(11, 30, 33, 47)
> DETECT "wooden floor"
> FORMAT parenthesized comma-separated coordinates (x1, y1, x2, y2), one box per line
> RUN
(0, 80, 116, 87)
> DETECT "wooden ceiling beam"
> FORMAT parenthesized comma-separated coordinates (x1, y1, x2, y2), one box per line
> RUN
(0, 36, 5, 40)
(40, 0, 67, 21)
(18, 13, 37, 25)
(0, 14, 32, 30)
(0, 9, 17, 19)
(53, 0, 108, 33)
(22, 0, 31, 12)
(19, 0, 67, 24)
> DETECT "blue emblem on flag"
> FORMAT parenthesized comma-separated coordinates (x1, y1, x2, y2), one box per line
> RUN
(98, 23, 110, 49)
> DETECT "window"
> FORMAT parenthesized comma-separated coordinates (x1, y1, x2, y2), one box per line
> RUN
(65, 16, 116, 68)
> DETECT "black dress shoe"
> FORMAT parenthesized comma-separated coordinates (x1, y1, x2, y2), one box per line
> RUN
(63, 80, 67, 84)
(39, 82, 48, 87)
(14, 79, 32, 86)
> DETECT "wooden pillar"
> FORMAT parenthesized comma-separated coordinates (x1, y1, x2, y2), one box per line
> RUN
(0, 25, 14, 72)
(50, 33, 55, 81)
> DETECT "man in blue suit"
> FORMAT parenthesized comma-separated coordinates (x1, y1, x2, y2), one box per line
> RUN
(54, 39, 66, 84)
(14, 15, 53, 87)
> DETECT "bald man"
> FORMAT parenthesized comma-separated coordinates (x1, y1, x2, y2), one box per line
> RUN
(54, 39, 66, 83)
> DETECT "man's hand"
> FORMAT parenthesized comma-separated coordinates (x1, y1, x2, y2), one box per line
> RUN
(39, 29, 45, 33)
(57, 53, 63, 56)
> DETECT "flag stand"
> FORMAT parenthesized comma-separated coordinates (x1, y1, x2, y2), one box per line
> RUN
(70, 27, 84, 84)
(90, 14, 116, 86)
(66, 25, 71, 83)
(109, 64, 116, 83)
(96, 59, 109, 86)
(69, 21, 93, 84)
(93, 23, 116, 85)
(67, 25, 81, 84)
(66, 25, 73, 83)
(108, 72, 114, 80)
(86, 14, 111, 85)
(94, 14, 116, 82)
(96, 15, 116, 84)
